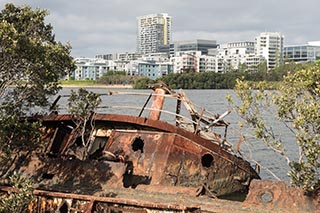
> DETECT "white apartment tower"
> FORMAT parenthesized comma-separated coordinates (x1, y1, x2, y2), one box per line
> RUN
(255, 32, 284, 69)
(137, 13, 172, 55)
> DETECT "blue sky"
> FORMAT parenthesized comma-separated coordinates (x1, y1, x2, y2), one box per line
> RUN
(1, 0, 319, 57)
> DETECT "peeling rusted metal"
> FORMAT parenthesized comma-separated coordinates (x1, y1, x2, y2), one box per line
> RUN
(31, 112, 258, 197)
(243, 180, 319, 212)
(148, 87, 168, 120)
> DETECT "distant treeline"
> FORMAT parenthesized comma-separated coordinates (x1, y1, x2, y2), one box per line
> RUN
(132, 62, 315, 89)
(93, 62, 315, 89)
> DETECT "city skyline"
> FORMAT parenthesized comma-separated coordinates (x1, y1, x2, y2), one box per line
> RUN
(2, 0, 320, 57)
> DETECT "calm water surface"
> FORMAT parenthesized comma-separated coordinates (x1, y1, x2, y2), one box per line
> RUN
(55, 88, 298, 183)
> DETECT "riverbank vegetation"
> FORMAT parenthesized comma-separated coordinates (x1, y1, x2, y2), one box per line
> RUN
(227, 61, 320, 194)
(97, 71, 135, 85)
(97, 70, 151, 87)
(62, 71, 145, 88)
(132, 61, 315, 89)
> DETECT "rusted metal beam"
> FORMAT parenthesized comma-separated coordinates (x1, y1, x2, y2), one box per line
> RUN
(86, 200, 95, 213)
(138, 92, 153, 117)
(175, 98, 182, 126)
(49, 95, 61, 111)
(148, 87, 166, 120)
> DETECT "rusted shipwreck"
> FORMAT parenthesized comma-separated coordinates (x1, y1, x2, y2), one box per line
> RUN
(1, 83, 261, 212)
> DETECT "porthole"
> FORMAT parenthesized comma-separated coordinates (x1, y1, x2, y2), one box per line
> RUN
(201, 153, 214, 168)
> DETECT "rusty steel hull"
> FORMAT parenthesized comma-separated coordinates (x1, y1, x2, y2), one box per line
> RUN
(11, 112, 260, 199)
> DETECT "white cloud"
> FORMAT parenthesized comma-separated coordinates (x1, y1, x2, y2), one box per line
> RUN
(2, 0, 320, 57)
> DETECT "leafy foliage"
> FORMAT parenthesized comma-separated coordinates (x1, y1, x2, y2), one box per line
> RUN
(133, 77, 156, 89)
(0, 4, 75, 209)
(228, 62, 320, 193)
(68, 88, 101, 159)
(0, 113, 42, 166)
(98, 70, 136, 85)
(68, 88, 101, 120)
(157, 72, 242, 89)
(0, 3, 74, 167)
(0, 3, 75, 106)
(0, 172, 34, 213)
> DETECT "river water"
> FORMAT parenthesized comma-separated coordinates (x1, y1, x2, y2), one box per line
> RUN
(55, 88, 298, 183)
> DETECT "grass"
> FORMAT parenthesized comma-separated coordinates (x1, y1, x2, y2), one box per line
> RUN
(59, 80, 98, 85)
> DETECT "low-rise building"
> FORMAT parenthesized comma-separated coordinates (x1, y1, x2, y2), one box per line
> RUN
(284, 41, 320, 63)
(140, 52, 169, 62)
(170, 51, 227, 73)
(95, 52, 141, 62)
(170, 51, 201, 73)
(138, 61, 172, 79)
(244, 54, 266, 72)
(214, 41, 263, 72)
(72, 58, 121, 80)
(126, 60, 173, 79)
(199, 55, 216, 72)
(72, 58, 107, 80)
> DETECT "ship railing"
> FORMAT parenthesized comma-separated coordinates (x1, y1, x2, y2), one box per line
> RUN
(50, 90, 233, 149)
(52, 91, 230, 131)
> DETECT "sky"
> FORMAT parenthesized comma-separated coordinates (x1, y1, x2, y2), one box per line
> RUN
(1, 0, 320, 58)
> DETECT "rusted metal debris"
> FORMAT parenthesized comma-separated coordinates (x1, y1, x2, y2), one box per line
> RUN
(4, 181, 316, 213)
(1, 83, 264, 212)
(0, 185, 201, 212)
(243, 180, 320, 213)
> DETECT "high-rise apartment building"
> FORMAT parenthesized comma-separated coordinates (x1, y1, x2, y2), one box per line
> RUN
(137, 13, 172, 54)
(255, 32, 284, 69)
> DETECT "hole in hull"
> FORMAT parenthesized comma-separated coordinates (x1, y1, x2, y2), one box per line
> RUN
(132, 137, 144, 153)
(201, 153, 214, 168)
